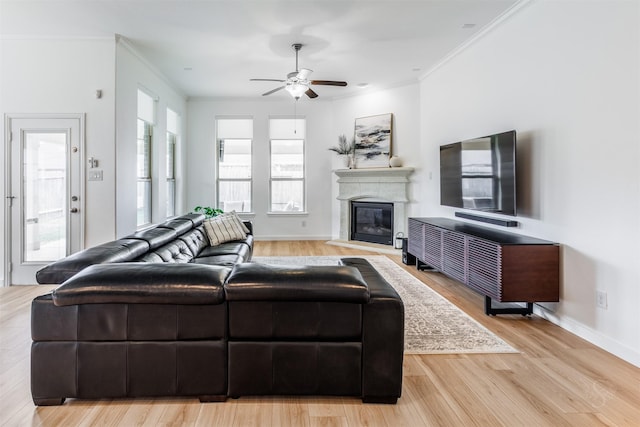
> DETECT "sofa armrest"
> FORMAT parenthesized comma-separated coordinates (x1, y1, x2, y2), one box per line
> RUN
(53, 263, 231, 306)
(340, 258, 404, 403)
(242, 221, 253, 235)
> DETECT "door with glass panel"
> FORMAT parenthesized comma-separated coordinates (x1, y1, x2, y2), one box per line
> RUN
(6, 116, 83, 285)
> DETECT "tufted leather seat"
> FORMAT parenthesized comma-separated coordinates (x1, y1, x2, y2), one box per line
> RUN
(142, 239, 196, 263)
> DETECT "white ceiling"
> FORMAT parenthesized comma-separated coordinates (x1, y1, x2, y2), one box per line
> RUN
(0, 0, 519, 99)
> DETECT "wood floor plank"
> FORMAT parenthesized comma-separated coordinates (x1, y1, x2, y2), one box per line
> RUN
(1, 241, 639, 426)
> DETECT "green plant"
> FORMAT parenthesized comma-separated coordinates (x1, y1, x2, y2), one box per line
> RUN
(193, 206, 223, 218)
(328, 134, 356, 155)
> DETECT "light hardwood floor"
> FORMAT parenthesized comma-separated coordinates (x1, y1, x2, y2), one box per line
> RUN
(1, 241, 639, 426)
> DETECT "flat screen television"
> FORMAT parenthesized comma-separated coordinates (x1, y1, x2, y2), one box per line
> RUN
(440, 130, 516, 216)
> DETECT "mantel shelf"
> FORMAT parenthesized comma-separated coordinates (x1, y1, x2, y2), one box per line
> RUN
(333, 167, 414, 177)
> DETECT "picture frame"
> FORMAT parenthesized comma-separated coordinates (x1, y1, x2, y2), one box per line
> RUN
(353, 113, 393, 168)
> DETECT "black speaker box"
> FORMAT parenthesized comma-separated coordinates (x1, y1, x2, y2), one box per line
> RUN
(401, 238, 416, 265)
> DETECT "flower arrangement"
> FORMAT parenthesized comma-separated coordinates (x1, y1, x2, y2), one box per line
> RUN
(328, 134, 356, 155)
(329, 134, 356, 168)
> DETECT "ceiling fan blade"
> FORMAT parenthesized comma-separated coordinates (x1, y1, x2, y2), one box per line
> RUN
(311, 80, 348, 87)
(297, 68, 313, 80)
(262, 86, 285, 96)
(305, 88, 318, 99)
(251, 78, 286, 82)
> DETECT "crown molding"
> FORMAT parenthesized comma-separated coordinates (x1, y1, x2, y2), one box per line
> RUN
(0, 34, 113, 41)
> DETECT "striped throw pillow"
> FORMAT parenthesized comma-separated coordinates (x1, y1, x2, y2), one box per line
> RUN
(203, 214, 247, 246)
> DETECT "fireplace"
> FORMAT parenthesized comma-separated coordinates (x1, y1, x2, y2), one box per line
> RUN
(333, 167, 414, 250)
(351, 201, 394, 245)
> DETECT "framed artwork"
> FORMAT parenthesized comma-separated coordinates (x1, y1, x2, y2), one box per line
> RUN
(354, 113, 392, 168)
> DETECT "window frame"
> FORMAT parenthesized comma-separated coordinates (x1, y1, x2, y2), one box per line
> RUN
(136, 118, 153, 227)
(136, 88, 156, 228)
(215, 117, 254, 213)
(166, 130, 177, 218)
(268, 117, 306, 214)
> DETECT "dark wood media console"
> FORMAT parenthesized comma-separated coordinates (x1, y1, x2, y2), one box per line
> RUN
(408, 217, 559, 315)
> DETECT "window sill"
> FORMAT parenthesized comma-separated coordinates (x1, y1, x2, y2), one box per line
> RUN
(267, 212, 309, 216)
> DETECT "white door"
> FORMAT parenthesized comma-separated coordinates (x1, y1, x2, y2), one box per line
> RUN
(5, 115, 84, 285)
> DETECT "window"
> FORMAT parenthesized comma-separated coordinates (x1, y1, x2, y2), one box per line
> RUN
(216, 118, 253, 212)
(166, 108, 179, 217)
(269, 118, 305, 212)
(166, 132, 176, 217)
(136, 89, 155, 227)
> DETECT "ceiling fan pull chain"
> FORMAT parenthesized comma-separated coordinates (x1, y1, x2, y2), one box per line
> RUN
(294, 100, 297, 134)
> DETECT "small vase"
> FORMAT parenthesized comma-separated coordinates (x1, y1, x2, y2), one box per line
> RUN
(342, 155, 350, 168)
(348, 154, 356, 169)
(389, 156, 402, 167)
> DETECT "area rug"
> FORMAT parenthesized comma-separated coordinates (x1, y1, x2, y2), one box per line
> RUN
(251, 255, 517, 354)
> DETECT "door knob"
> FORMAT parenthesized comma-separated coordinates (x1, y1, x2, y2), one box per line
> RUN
(70, 207, 78, 213)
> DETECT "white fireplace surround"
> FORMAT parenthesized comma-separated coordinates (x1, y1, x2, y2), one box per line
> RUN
(334, 167, 414, 244)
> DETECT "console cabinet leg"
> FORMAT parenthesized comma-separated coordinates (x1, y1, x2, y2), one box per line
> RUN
(484, 296, 533, 316)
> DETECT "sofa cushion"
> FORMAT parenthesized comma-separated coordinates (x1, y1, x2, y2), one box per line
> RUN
(179, 228, 209, 257)
(180, 213, 206, 227)
(53, 263, 231, 306)
(203, 214, 247, 246)
(193, 254, 246, 267)
(225, 263, 370, 303)
(146, 239, 194, 263)
(126, 227, 178, 250)
(137, 252, 164, 263)
(36, 238, 150, 284)
(158, 217, 195, 235)
(198, 242, 250, 259)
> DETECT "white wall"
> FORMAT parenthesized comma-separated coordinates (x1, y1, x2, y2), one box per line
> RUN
(0, 37, 117, 284)
(330, 83, 423, 238)
(187, 97, 334, 240)
(115, 38, 188, 237)
(419, 0, 640, 366)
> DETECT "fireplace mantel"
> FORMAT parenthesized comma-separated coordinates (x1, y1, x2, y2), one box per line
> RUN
(334, 167, 414, 186)
(334, 167, 414, 243)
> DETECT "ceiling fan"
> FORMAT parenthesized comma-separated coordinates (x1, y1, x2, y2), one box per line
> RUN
(250, 43, 347, 99)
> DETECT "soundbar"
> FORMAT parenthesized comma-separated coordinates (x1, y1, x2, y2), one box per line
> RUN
(455, 212, 519, 227)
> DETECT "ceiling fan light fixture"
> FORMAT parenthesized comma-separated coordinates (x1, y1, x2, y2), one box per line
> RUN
(285, 81, 308, 99)
(251, 43, 347, 99)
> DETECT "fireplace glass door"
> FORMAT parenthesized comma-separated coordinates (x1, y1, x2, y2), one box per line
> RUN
(350, 201, 393, 245)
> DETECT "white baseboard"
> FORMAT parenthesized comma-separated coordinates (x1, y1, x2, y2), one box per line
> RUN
(253, 235, 332, 241)
(535, 306, 640, 368)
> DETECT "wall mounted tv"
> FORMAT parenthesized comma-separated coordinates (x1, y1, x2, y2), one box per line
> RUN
(440, 130, 516, 216)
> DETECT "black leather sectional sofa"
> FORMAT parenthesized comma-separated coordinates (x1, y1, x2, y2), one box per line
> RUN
(31, 214, 404, 405)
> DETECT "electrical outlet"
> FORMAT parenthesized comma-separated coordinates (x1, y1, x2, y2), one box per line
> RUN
(301, 220, 307, 227)
(596, 290, 608, 309)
